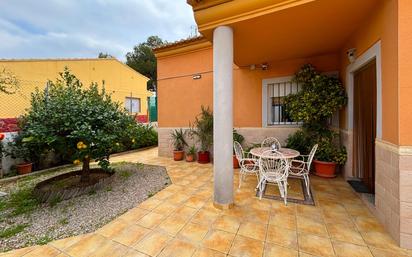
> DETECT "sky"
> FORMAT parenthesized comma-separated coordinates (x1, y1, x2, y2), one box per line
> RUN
(0, 0, 197, 61)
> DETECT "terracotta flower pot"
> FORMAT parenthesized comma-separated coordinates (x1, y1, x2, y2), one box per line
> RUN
(233, 155, 240, 169)
(186, 154, 195, 162)
(313, 160, 337, 178)
(197, 151, 210, 164)
(16, 162, 33, 175)
(173, 150, 184, 161)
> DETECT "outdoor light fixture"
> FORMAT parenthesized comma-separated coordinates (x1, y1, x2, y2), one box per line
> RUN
(193, 74, 202, 80)
(347, 48, 357, 63)
(261, 63, 268, 70)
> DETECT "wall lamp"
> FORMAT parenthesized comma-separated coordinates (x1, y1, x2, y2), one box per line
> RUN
(193, 74, 202, 80)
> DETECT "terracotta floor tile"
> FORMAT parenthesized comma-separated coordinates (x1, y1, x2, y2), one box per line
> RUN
(138, 198, 163, 210)
(354, 216, 385, 232)
(244, 208, 270, 224)
(157, 215, 188, 236)
(136, 211, 166, 229)
(237, 221, 267, 241)
(370, 247, 411, 257)
(119, 208, 149, 223)
(361, 230, 401, 251)
(185, 196, 208, 209)
(48, 234, 86, 250)
(297, 205, 323, 219)
(96, 218, 129, 238)
(326, 223, 365, 246)
(133, 231, 172, 256)
(271, 202, 296, 216)
(178, 222, 209, 242)
(122, 249, 150, 257)
(152, 189, 174, 200)
(332, 240, 372, 257)
(202, 229, 236, 253)
(192, 247, 226, 257)
(65, 234, 111, 257)
(212, 215, 241, 234)
(322, 211, 355, 228)
(269, 213, 296, 230)
(298, 233, 335, 257)
(158, 239, 197, 257)
(152, 201, 179, 216)
(229, 235, 264, 257)
(263, 243, 298, 257)
(167, 193, 190, 205)
(111, 224, 150, 246)
(191, 209, 220, 226)
(297, 215, 328, 237)
(87, 239, 129, 257)
(21, 245, 61, 257)
(266, 225, 298, 249)
(173, 205, 198, 219)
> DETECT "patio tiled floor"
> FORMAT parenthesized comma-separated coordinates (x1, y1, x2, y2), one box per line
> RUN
(2, 147, 412, 257)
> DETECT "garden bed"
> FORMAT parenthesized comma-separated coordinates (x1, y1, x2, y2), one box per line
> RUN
(0, 162, 170, 252)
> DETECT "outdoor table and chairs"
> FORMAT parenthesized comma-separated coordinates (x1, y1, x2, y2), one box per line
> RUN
(233, 136, 318, 205)
(250, 147, 300, 205)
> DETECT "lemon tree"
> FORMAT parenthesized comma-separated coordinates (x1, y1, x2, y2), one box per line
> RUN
(19, 68, 134, 182)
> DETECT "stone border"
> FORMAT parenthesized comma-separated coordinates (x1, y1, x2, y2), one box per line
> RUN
(33, 169, 114, 203)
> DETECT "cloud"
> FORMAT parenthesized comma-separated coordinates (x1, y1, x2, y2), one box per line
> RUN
(0, 0, 196, 60)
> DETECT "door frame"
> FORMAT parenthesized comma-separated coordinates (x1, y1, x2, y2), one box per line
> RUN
(345, 40, 382, 179)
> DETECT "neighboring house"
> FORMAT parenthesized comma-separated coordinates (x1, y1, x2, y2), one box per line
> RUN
(155, 0, 412, 249)
(0, 58, 152, 131)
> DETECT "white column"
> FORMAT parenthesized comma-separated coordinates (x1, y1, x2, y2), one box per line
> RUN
(213, 26, 234, 208)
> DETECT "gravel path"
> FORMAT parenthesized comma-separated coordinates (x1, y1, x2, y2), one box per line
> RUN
(0, 163, 170, 252)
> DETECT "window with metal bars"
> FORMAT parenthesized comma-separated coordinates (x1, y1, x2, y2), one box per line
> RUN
(267, 80, 301, 125)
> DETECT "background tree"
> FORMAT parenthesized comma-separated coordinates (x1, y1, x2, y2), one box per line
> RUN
(126, 36, 164, 91)
(0, 68, 19, 94)
(98, 52, 114, 58)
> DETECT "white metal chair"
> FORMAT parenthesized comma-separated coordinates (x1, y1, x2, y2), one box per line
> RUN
(289, 144, 318, 197)
(234, 141, 259, 188)
(257, 150, 290, 205)
(261, 137, 281, 149)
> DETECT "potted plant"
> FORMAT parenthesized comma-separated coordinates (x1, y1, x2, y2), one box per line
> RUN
(7, 136, 34, 175)
(284, 64, 348, 177)
(170, 128, 187, 161)
(186, 145, 196, 162)
(233, 129, 244, 168)
(313, 133, 347, 177)
(190, 106, 213, 164)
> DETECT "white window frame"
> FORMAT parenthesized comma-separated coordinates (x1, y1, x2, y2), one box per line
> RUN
(262, 76, 299, 127)
(125, 97, 141, 114)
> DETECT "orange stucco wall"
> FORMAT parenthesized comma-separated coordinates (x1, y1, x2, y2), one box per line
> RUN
(157, 48, 339, 128)
(340, 0, 399, 145)
(398, 0, 412, 146)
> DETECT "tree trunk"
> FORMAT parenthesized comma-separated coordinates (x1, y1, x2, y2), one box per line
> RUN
(80, 157, 91, 183)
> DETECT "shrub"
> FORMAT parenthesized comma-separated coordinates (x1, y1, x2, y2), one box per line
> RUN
(284, 64, 347, 164)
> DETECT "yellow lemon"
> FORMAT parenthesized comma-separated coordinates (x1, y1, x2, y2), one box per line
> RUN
(77, 141, 84, 149)
(73, 159, 81, 165)
(81, 144, 87, 149)
(116, 142, 120, 146)
(132, 139, 136, 143)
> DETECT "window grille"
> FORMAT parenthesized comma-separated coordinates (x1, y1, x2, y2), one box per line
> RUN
(267, 81, 301, 125)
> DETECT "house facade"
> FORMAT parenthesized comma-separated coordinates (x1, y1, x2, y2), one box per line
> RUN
(0, 58, 152, 129)
(155, 0, 412, 248)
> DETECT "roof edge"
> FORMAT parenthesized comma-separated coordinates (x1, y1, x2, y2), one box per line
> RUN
(154, 37, 212, 58)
